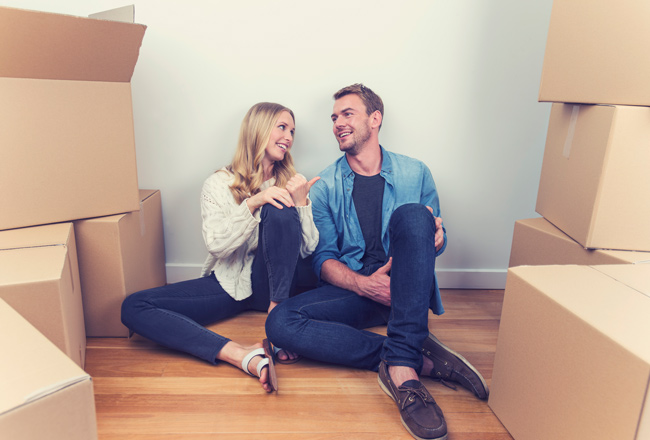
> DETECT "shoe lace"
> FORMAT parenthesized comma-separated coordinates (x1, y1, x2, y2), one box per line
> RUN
(397, 385, 434, 410)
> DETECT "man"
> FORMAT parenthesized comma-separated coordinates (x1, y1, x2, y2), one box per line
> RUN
(266, 84, 488, 440)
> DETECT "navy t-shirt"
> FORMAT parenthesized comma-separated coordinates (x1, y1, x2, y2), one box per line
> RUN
(352, 172, 387, 269)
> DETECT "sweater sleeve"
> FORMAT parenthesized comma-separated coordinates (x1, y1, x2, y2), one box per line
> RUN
(296, 196, 319, 258)
(200, 172, 260, 259)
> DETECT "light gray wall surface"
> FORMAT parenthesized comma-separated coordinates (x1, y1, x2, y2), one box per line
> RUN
(2, 0, 554, 288)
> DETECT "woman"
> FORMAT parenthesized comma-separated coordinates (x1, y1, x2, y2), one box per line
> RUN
(121, 102, 319, 393)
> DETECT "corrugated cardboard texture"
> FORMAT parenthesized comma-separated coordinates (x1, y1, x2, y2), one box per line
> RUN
(509, 217, 650, 267)
(0, 223, 86, 366)
(0, 299, 97, 440)
(0, 6, 146, 230)
(539, 0, 650, 106)
(536, 104, 650, 251)
(489, 264, 650, 440)
(75, 190, 166, 337)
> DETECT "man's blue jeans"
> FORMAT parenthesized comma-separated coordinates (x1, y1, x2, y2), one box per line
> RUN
(266, 203, 438, 373)
(121, 204, 300, 364)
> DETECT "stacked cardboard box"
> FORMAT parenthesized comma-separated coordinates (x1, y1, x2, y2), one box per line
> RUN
(0, 7, 166, 357)
(0, 299, 97, 440)
(490, 1, 650, 438)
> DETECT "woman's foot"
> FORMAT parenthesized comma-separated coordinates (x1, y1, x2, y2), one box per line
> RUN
(217, 342, 274, 392)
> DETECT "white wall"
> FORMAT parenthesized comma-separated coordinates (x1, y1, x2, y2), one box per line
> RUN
(2, 0, 554, 288)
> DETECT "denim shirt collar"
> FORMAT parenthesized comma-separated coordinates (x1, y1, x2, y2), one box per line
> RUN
(341, 145, 394, 185)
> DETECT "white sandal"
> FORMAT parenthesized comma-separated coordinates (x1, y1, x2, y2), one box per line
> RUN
(241, 348, 269, 378)
(241, 347, 276, 391)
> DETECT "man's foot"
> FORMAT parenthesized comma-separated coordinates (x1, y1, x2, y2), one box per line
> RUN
(421, 332, 489, 399)
(378, 361, 447, 440)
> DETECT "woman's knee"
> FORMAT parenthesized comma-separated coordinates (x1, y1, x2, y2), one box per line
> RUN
(260, 203, 299, 227)
(121, 289, 153, 327)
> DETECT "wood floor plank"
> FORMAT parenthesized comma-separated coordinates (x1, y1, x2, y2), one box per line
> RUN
(86, 289, 512, 439)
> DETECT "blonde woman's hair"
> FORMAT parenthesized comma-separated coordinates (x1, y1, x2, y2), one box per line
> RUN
(225, 102, 297, 204)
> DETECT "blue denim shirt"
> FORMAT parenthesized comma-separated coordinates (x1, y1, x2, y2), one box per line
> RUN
(310, 146, 447, 315)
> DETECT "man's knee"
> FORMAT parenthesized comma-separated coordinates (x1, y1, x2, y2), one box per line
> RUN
(390, 203, 434, 232)
(265, 302, 291, 345)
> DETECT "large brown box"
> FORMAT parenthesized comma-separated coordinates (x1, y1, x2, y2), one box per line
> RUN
(0, 6, 146, 231)
(75, 190, 167, 337)
(0, 299, 97, 440)
(0, 223, 86, 366)
(489, 264, 650, 440)
(509, 217, 650, 267)
(539, 0, 650, 106)
(536, 103, 650, 251)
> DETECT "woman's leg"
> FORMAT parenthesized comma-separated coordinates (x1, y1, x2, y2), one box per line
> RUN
(250, 203, 301, 306)
(121, 275, 250, 364)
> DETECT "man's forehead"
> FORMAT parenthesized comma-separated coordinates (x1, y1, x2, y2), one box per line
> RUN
(333, 94, 366, 113)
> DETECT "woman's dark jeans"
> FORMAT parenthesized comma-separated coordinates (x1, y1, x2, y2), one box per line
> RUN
(121, 204, 300, 364)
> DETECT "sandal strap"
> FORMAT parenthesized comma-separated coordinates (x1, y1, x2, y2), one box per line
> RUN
(241, 347, 265, 377)
(256, 357, 270, 378)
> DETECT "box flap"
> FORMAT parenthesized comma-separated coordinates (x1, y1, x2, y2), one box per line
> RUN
(510, 265, 650, 364)
(0, 6, 146, 82)
(591, 264, 650, 300)
(0, 299, 89, 416)
(139, 189, 159, 202)
(0, 223, 73, 251)
(89, 5, 135, 23)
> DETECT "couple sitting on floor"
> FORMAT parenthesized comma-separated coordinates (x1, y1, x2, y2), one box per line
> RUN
(121, 84, 488, 440)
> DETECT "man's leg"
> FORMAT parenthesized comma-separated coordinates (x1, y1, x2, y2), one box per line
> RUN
(384, 204, 489, 400)
(383, 203, 437, 372)
(265, 284, 389, 371)
(378, 203, 448, 440)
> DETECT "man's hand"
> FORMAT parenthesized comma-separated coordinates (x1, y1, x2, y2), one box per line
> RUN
(426, 206, 445, 251)
(356, 258, 392, 306)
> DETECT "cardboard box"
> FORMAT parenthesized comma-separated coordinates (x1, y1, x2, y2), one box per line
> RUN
(536, 103, 650, 251)
(0, 223, 86, 366)
(489, 264, 650, 440)
(539, 0, 650, 106)
(75, 190, 167, 337)
(0, 299, 97, 440)
(509, 217, 650, 267)
(0, 6, 146, 231)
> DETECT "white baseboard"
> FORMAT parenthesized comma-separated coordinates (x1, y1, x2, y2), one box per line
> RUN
(166, 264, 507, 290)
(165, 264, 203, 284)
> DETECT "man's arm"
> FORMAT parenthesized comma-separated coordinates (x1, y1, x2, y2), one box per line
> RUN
(321, 258, 392, 307)
(420, 164, 447, 256)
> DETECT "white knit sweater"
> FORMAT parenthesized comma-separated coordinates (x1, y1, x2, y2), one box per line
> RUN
(199, 169, 319, 301)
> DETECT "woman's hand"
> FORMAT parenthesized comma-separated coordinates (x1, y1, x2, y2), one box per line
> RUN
(286, 174, 320, 207)
(246, 186, 294, 213)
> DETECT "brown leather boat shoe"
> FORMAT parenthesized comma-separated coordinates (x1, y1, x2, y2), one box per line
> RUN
(378, 361, 447, 440)
(421, 332, 489, 400)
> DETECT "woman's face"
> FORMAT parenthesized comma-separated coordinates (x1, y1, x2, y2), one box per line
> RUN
(263, 111, 295, 164)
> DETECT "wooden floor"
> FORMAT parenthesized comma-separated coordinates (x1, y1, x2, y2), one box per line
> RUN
(85, 289, 512, 440)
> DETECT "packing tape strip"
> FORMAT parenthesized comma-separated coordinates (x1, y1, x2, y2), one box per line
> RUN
(139, 200, 146, 236)
(563, 105, 580, 158)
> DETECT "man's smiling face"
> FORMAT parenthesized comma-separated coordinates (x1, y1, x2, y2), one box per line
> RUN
(331, 94, 373, 156)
